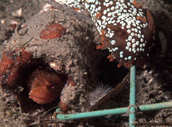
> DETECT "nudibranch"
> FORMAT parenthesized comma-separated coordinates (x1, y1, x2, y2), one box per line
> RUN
(59, 0, 155, 68)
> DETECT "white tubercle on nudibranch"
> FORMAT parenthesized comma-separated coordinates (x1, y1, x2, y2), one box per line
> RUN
(56, 0, 154, 68)
(55, 0, 83, 10)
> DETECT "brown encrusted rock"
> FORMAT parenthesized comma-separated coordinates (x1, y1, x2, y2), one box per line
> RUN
(4, 2, 104, 113)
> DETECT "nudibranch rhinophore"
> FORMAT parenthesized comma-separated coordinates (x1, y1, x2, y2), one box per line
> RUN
(59, 0, 155, 68)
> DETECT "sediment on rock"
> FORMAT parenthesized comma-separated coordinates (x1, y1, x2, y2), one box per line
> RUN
(3, 1, 110, 114)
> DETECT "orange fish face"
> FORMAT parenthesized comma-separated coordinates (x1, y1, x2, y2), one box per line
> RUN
(29, 69, 66, 104)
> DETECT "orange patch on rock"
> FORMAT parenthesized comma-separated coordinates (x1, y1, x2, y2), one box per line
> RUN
(73, 7, 81, 12)
(0, 52, 14, 77)
(40, 23, 66, 40)
(0, 50, 32, 87)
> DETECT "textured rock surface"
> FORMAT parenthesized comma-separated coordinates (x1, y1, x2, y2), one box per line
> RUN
(6, 1, 106, 112)
(0, 1, 111, 127)
(0, 0, 172, 127)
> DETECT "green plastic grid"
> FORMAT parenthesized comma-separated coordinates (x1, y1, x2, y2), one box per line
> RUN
(56, 66, 172, 127)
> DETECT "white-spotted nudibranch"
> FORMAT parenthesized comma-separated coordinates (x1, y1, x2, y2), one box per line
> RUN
(59, 0, 155, 68)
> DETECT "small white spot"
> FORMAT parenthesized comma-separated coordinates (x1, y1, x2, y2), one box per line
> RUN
(127, 42, 131, 46)
(127, 29, 131, 34)
(136, 48, 140, 52)
(120, 51, 124, 55)
(132, 43, 136, 48)
(132, 49, 136, 53)
(126, 25, 131, 29)
(136, 41, 139, 45)
(128, 56, 132, 60)
(132, 39, 135, 43)
(109, 1, 113, 5)
(140, 38, 144, 42)
(111, 40, 116, 45)
(120, 54, 124, 58)
(128, 36, 132, 41)
(138, 34, 141, 38)
(112, 47, 118, 52)
(111, 6, 115, 11)
(86, 0, 96, 3)
(107, 12, 112, 17)
(135, 29, 138, 33)
(129, 48, 132, 52)
(131, 32, 134, 36)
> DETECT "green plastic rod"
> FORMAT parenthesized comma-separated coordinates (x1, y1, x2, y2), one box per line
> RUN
(139, 102, 172, 111)
(57, 101, 172, 120)
(56, 65, 172, 121)
(129, 66, 136, 127)
(57, 107, 127, 120)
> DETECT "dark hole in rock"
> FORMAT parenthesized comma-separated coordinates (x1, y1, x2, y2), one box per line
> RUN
(11, 57, 68, 113)
(88, 50, 129, 109)
(97, 50, 128, 87)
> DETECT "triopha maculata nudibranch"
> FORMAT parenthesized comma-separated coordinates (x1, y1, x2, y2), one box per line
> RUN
(59, 0, 155, 68)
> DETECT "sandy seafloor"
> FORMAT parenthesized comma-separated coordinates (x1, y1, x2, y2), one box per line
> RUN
(0, 0, 172, 127)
